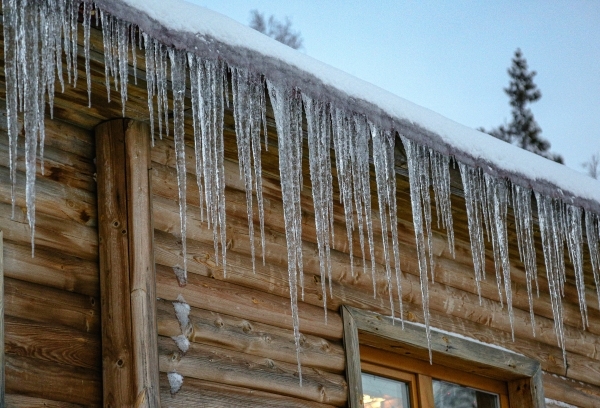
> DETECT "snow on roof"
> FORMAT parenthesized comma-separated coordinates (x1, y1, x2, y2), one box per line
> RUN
(97, 0, 600, 213)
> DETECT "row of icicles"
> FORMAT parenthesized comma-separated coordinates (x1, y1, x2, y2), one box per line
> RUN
(3, 0, 600, 383)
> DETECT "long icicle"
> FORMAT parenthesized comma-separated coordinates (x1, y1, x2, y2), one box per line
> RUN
(267, 80, 304, 386)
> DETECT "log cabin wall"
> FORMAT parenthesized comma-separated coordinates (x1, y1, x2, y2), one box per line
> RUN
(0, 5, 599, 407)
(152, 96, 600, 407)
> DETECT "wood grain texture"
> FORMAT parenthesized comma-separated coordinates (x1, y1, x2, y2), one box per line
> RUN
(5, 354, 101, 407)
(341, 306, 363, 408)
(0, 230, 4, 407)
(3, 277, 99, 333)
(156, 299, 344, 372)
(4, 315, 101, 370)
(158, 336, 348, 406)
(542, 371, 600, 408)
(159, 374, 338, 408)
(96, 119, 135, 407)
(155, 263, 342, 340)
(4, 394, 87, 408)
(125, 119, 160, 407)
(96, 119, 159, 407)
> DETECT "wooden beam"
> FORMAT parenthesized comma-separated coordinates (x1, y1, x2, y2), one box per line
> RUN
(341, 306, 363, 408)
(0, 230, 4, 408)
(96, 119, 159, 407)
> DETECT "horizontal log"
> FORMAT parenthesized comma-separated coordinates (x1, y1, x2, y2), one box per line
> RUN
(3, 240, 99, 297)
(4, 394, 87, 408)
(151, 134, 600, 317)
(0, 138, 96, 194)
(5, 354, 101, 406)
(156, 264, 342, 340)
(151, 192, 600, 362)
(0, 101, 95, 160)
(4, 277, 100, 334)
(0, 202, 98, 261)
(158, 336, 347, 406)
(156, 299, 344, 373)
(4, 315, 101, 370)
(543, 371, 600, 408)
(159, 374, 338, 408)
(152, 213, 600, 387)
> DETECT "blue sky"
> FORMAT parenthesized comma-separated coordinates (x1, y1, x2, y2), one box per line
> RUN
(186, 0, 600, 173)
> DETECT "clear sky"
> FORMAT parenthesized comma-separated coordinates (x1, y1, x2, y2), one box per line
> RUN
(186, 0, 600, 173)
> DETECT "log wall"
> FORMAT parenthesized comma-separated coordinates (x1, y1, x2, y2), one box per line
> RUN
(152, 105, 600, 407)
(0, 9, 597, 407)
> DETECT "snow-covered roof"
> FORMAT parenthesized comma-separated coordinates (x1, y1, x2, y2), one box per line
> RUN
(96, 0, 600, 214)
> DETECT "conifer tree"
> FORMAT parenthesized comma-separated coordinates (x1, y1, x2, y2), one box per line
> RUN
(249, 10, 304, 50)
(482, 49, 563, 163)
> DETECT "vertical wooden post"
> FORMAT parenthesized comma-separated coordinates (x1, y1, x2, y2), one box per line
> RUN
(96, 119, 159, 407)
(0, 230, 4, 407)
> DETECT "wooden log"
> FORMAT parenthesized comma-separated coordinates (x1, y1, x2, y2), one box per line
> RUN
(3, 240, 99, 297)
(151, 191, 600, 363)
(155, 264, 343, 341)
(158, 336, 347, 406)
(156, 299, 344, 373)
(96, 119, 159, 407)
(96, 118, 135, 407)
(5, 354, 101, 406)
(0, 201, 98, 261)
(0, 137, 96, 192)
(126, 120, 160, 407)
(4, 315, 101, 370)
(542, 371, 600, 408)
(159, 374, 338, 408)
(3, 277, 100, 333)
(0, 230, 4, 407)
(153, 212, 600, 387)
(4, 394, 87, 407)
(0, 164, 97, 228)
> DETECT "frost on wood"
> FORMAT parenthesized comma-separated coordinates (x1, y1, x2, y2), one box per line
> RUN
(173, 296, 191, 333)
(167, 372, 184, 395)
(4, 0, 600, 389)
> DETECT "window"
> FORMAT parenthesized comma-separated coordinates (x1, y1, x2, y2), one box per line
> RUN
(341, 306, 544, 408)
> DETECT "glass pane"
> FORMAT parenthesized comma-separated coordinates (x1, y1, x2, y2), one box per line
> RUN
(433, 379, 499, 408)
(362, 372, 411, 408)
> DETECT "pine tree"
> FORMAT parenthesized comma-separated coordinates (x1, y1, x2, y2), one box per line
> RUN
(482, 49, 563, 163)
(249, 10, 304, 50)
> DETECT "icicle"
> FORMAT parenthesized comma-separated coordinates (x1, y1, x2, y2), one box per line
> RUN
(565, 205, 587, 327)
(459, 164, 487, 303)
(484, 174, 514, 339)
(100, 10, 113, 102)
(83, 1, 93, 107)
(231, 67, 267, 273)
(585, 211, 600, 310)
(3, 0, 20, 219)
(402, 136, 432, 359)
(188, 56, 228, 271)
(429, 150, 455, 257)
(331, 108, 356, 284)
(70, 0, 78, 89)
(304, 95, 334, 321)
(267, 81, 304, 386)
(117, 19, 129, 116)
(169, 48, 188, 281)
(371, 125, 403, 325)
(536, 193, 567, 366)
(354, 116, 378, 297)
(131, 24, 138, 85)
(143, 33, 156, 143)
(512, 185, 538, 335)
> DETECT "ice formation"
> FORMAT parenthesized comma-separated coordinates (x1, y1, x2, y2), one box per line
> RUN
(3, 0, 600, 386)
(167, 371, 183, 395)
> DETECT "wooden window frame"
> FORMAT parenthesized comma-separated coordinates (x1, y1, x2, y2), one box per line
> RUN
(341, 306, 545, 407)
